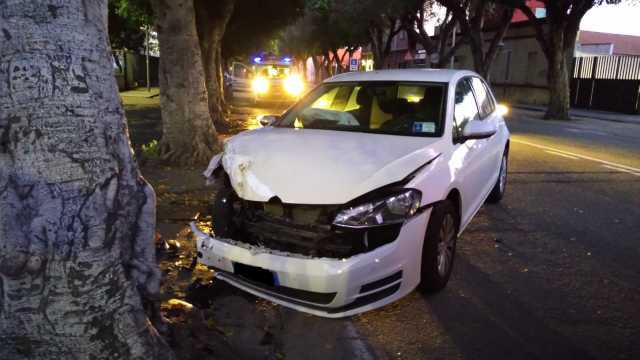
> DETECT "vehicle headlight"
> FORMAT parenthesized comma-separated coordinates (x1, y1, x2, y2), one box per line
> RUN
(333, 189, 421, 228)
(284, 75, 304, 96)
(252, 77, 269, 94)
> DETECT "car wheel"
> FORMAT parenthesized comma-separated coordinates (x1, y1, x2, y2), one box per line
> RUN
(419, 200, 458, 293)
(486, 149, 508, 204)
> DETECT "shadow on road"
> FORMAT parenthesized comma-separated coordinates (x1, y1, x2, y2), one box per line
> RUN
(424, 254, 595, 360)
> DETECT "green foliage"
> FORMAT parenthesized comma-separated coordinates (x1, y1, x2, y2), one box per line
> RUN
(222, 0, 305, 59)
(279, 0, 416, 65)
(141, 139, 160, 160)
(108, 0, 153, 51)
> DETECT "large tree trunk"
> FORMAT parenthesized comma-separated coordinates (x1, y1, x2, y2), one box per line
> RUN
(517, 3, 590, 121)
(545, 29, 571, 120)
(195, 0, 235, 130)
(152, 0, 220, 165)
(0, 1, 172, 359)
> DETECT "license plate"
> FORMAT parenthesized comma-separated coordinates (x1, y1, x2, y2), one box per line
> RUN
(233, 262, 278, 287)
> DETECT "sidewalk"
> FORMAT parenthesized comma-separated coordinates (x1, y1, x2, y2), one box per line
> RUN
(120, 87, 160, 98)
(512, 104, 640, 125)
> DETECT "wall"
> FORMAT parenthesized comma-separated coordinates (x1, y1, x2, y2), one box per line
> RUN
(114, 51, 159, 91)
(452, 23, 550, 105)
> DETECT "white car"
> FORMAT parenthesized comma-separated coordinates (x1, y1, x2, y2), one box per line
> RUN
(192, 69, 510, 318)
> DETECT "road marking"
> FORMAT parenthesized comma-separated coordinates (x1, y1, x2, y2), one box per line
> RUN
(512, 139, 640, 173)
(544, 150, 579, 160)
(602, 165, 640, 177)
(565, 128, 608, 136)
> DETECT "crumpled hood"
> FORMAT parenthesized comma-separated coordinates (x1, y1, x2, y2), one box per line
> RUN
(219, 127, 442, 204)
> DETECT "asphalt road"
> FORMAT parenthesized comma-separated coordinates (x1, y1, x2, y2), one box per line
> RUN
(354, 108, 640, 360)
(201, 103, 640, 360)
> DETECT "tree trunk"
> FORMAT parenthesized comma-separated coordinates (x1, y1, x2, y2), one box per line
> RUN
(301, 56, 308, 81)
(312, 56, 322, 83)
(545, 30, 571, 120)
(152, 0, 220, 164)
(195, 0, 235, 130)
(517, 3, 588, 121)
(369, 27, 385, 70)
(0, 1, 172, 359)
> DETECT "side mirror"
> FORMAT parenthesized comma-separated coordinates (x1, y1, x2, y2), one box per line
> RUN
(460, 120, 497, 141)
(258, 114, 278, 127)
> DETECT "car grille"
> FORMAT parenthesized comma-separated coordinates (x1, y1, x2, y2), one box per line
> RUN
(230, 200, 402, 259)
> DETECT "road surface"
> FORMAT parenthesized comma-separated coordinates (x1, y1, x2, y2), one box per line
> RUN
(352, 108, 640, 360)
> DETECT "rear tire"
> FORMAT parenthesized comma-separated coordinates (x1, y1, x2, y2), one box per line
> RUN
(487, 150, 508, 204)
(419, 200, 459, 293)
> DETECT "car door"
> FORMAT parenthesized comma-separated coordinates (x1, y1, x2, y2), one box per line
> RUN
(469, 76, 503, 195)
(231, 62, 253, 98)
(450, 77, 490, 227)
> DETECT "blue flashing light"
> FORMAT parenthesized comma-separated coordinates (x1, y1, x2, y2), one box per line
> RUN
(283, 57, 291, 63)
(253, 56, 262, 64)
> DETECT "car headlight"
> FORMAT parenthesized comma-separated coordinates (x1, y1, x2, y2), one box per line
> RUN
(252, 77, 269, 94)
(284, 75, 304, 96)
(333, 189, 421, 228)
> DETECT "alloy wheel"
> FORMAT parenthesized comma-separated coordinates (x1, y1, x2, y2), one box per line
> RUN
(437, 213, 456, 277)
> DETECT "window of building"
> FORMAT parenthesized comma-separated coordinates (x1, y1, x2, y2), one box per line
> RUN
(535, 8, 547, 18)
(526, 51, 539, 83)
(504, 50, 512, 81)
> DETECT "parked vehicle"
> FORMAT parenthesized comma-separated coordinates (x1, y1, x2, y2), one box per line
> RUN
(192, 69, 510, 318)
(229, 56, 305, 104)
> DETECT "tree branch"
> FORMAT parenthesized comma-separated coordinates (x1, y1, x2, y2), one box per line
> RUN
(518, 3, 550, 59)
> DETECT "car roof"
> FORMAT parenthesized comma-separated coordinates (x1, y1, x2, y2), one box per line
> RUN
(323, 68, 478, 84)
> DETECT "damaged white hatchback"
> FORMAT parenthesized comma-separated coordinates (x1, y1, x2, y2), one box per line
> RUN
(191, 69, 510, 318)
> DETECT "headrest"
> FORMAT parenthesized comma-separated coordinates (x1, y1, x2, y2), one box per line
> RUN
(356, 88, 372, 106)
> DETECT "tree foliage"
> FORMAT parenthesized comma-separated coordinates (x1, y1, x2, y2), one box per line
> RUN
(108, 0, 153, 52)
(223, 0, 305, 60)
(434, 0, 517, 77)
(279, 0, 413, 74)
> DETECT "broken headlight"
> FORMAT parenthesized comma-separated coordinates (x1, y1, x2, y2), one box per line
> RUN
(333, 189, 421, 228)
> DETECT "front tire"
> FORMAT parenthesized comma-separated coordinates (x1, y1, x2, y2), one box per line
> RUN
(486, 150, 508, 204)
(419, 200, 459, 293)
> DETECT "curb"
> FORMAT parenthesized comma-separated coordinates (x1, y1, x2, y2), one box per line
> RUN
(511, 105, 640, 125)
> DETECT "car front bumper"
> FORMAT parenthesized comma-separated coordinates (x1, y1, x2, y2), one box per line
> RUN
(191, 209, 430, 318)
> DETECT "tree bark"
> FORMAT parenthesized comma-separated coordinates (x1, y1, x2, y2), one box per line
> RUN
(311, 55, 322, 83)
(518, 2, 593, 120)
(152, 0, 220, 164)
(545, 30, 571, 120)
(0, 1, 172, 359)
(195, 0, 235, 130)
(369, 27, 394, 70)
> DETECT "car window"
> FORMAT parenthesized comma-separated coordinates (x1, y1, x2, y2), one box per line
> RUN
(277, 82, 447, 137)
(453, 78, 480, 138)
(470, 77, 495, 118)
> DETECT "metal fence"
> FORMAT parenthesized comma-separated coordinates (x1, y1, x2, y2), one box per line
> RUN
(571, 56, 640, 114)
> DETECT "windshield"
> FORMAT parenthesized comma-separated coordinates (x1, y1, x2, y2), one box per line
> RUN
(255, 64, 291, 79)
(276, 82, 447, 137)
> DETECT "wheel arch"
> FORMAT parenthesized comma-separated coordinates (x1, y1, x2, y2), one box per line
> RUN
(445, 188, 462, 224)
